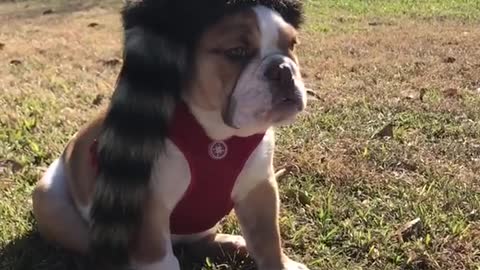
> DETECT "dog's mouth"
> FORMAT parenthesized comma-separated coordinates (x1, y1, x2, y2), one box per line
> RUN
(269, 90, 305, 123)
(277, 96, 303, 109)
(222, 97, 238, 129)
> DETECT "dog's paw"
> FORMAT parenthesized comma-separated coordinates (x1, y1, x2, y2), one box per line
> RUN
(261, 257, 310, 270)
(281, 258, 310, 270)
(212, 234, 248, 256)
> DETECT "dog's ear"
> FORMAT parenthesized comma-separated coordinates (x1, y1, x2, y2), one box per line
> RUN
(225, 0, 305, 29)
(88, 15, 187, 269)
(259, 0, 304, 28)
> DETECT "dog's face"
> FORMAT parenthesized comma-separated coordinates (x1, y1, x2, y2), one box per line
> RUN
(187, 5, 306, 134)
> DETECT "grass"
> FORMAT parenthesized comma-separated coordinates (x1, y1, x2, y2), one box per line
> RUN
(1, 0, 480, 269)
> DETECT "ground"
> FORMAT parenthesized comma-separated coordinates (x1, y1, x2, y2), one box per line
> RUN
(0, 0, 479, 269)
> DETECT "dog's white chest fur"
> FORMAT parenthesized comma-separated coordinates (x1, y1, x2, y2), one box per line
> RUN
(151, 128, 275, 230)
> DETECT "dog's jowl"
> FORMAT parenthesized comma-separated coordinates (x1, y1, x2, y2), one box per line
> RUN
(32, 1, 309, 269)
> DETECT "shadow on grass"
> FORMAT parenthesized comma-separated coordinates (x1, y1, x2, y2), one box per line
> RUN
(0, 230, 84, 270)
(0, 229, 256, 270)
(174, 243, 256, 270)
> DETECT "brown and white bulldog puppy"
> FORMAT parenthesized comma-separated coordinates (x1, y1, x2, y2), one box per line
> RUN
(32, 1, 309, 269)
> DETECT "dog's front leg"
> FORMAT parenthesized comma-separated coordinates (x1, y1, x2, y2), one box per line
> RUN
(130, 196, 180, 270)
(234, 175, 309, 270)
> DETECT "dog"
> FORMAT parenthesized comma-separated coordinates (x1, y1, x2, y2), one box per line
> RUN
(32, 0, 309, 269)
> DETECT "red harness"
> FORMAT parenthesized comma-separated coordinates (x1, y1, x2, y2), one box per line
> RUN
(89, 102, 265, 235)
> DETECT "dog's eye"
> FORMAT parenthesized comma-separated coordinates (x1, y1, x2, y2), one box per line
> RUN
(225, 47, 249, 60)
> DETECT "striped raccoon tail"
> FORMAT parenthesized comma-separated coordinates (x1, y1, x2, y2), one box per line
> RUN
(87, 2, 189, 268)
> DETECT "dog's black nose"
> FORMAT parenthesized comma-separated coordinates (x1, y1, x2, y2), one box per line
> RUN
(264, 60, 294, 88)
